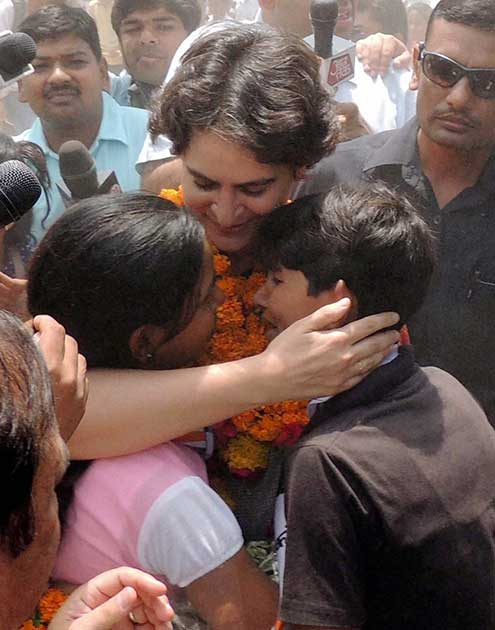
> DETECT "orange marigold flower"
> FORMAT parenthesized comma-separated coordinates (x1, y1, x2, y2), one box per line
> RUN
(216, 298, 245, 331)
(38, 588, 68, 621)
(216, 276, 238, 298)
(223, 434, 270, 472)
(243, 272, 266, 309)
(159, 186, 184, 207)
(19, 621, 40, 630)
(248, 417, 284, 442)
(232, 409, 258, 431)
(214, 253, 231, 275)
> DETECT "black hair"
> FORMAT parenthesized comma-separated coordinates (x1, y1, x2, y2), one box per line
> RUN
(425, 0, 495, 41)
(257, 183, 436, 329)
(111, 0, 202, 35)
(27, 192, 205, 369)
(0, 310, 56, 557)
(150, 23, 339, 169)
(357, 0, 408, 43)
(18, 5, 102, 60)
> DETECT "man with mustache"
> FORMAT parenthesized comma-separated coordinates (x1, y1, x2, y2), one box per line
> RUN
(297, 0, 495, 430)
(14, 5, 149, 251)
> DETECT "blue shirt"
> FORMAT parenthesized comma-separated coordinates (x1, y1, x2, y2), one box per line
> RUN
(15, 91, 149, 247)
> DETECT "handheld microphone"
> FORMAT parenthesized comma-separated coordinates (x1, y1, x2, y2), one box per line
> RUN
(310, 0, 339, 59)
(0, 159, 42, 227)
(59, 140, 99, 200)
(309, 0, 356, 90)
(0, 32, 36, 96)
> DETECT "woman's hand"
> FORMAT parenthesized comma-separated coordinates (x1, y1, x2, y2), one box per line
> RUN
(48, 567, 174, 630)
(31, 314, 89, 441)
(259, 298, 400, 401)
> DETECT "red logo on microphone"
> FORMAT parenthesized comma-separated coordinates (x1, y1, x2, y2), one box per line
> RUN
(327, 53, 353, 86)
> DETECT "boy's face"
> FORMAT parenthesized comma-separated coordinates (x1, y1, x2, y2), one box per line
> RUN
(254, 267, 344, 340)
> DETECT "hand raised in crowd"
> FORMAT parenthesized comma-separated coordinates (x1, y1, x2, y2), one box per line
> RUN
(0, 271, 29, 320)
(31, 314, 88, 441)
(356, 33, 411, 78)
(261, 298, 400, 402)
(48, 567, 174, 630)
(336, 101, 372, 141)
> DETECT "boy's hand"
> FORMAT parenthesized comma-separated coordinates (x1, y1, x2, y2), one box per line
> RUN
(48, 567, 174, 630)
(31, 315, 88, 441)
(0, 271, 29, 320)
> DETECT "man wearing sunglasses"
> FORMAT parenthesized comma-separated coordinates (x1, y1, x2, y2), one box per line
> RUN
(296, 0, 495, 432)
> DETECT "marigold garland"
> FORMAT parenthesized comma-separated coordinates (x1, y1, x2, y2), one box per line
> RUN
(21, 588, 68, 629)
(159, 187, 310, 476)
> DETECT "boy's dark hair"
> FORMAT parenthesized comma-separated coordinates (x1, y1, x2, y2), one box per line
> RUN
(425, 0, 495, 40)
(28, 192, 205, 369)
(0, 311, 56, 558)
(111, 0, 201, 36)
(18, 5, 102, 60)
(257, 183, 436, 329)
(150, 23, 339, 169)
(357, 0, 408, 42)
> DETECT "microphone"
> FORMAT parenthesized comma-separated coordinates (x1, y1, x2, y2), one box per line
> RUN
(59, 140, 99, 200)
(0, 159, 42, 227)
(310, 0, 356, 90)
(310, 0, 339, 59)
(0, 31, 36, 96)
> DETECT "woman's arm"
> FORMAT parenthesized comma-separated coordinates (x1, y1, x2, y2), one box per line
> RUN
(68, 300, 400, 459)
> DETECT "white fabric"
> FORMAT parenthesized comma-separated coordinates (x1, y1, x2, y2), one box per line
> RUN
(0, 0, 14, 32)
(138, 475, 244, 587)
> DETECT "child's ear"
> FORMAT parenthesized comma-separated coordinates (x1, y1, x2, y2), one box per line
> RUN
(333, 280, 358, 321)
(129, 324, 169, 366)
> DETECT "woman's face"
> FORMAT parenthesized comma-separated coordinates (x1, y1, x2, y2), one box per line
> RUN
(181, 130, 299, 256)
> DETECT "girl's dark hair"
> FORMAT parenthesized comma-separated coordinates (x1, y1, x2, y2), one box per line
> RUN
(0, 132, 50, 190)
(150, 23, 340, 169)
(27, 192, 205, 369)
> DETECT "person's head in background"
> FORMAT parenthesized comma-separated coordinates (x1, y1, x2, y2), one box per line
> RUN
(259, 0, 355, 39)
(150, 23, 339, 271)
(410, 0, 495, 155)
(407, 2, 432, 51)
(254, 183, 435, 339)
(354, 0, 408, 43)
(28, 192, 223, 370)
(0, 310, 68, 630)
(0, 132, 49, 193)
(111, 0, 202, 87)
(17, 6, 107, 141)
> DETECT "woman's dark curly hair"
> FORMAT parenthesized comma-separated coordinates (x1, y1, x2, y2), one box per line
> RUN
(150, 23, 340, 169)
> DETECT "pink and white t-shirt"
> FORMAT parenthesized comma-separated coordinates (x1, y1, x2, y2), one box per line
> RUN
(53, 442, 243, 588)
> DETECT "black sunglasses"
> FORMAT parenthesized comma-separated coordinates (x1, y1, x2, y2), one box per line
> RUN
(418, 44, 495, 100)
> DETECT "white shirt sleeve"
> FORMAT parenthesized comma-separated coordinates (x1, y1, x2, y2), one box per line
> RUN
(0, 0, 14, 32)
(137, 476, 244, 588)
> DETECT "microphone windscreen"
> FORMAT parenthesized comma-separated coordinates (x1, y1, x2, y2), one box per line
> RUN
(310, 0, 339, 58)
(59, 140, 99, 199)
(0, 33, 37, 77)
(0, 159, 42, 227)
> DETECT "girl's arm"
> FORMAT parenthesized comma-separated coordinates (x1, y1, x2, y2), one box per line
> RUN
(68, 301, 400, 459)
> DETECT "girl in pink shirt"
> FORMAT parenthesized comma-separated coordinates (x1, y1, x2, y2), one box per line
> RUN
(27, 192, 277, 630)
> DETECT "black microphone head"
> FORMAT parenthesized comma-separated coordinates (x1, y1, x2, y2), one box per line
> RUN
(310, 0, 339, 23)
(0, 159, 42, 227)
(0, 33, 37, 77)
(59, 140, 99, 199)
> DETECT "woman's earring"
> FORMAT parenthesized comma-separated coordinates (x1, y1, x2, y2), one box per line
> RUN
(145, 352, 154, 366)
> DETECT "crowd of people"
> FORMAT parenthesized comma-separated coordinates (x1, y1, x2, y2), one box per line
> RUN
(0, 0, 494, 629)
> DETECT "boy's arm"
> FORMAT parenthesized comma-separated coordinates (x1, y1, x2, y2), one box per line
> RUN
(280, 446, 367, 629)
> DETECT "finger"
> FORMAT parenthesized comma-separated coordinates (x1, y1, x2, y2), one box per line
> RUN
(73, 586, 137, 630)
(298, 298, 352, 332)
(339, 314, 400, 344)
(32, 315, 66, 375)
(392, 49, 412, 70)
